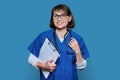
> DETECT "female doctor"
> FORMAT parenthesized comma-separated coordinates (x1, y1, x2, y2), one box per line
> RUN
(28, 4, 89, 80)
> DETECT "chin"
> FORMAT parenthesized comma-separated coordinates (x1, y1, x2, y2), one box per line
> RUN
(56, 26, 66, 30)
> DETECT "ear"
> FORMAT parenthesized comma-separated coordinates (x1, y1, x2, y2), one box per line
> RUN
(68, 15, 72, 22)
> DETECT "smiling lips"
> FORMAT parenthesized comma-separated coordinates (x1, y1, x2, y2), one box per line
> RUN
(56, 21, 64, 25)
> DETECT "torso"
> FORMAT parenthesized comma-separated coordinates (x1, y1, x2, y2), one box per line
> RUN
(39, 29, 78, 80)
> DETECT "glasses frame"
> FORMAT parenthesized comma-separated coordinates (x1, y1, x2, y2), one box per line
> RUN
(53, 14, 68, 20)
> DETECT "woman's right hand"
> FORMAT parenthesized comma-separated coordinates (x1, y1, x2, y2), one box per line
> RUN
(43, 59, 56, 72)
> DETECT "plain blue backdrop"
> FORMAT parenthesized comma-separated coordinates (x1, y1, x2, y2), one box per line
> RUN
(0, 0, 120, 80)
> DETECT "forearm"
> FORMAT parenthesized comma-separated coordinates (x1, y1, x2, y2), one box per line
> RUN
(28, 53, 56, 72)
(75, 51, 87, 69)
(28, 53, 45, 69)
(76, 51, 83, 64)
(36, 61, 46, 70)
(68, 38, 87, 69)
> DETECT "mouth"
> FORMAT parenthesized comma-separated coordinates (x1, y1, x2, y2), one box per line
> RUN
(56, 21, 63, 25)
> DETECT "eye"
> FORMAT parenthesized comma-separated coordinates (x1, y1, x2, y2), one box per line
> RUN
(61, 14, 66, 17)
(53, 15, 57, 17)
(53, 14, 67, 20)
(61, 14, 67, 19)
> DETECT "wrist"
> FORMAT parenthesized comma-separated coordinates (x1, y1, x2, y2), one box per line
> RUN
(42, 63, 47, 70)
(36, 61, 46, 70)
(75, 51, 81, 55)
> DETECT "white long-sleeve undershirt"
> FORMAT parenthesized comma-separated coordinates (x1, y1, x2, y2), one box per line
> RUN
(28, 53, 87, 69)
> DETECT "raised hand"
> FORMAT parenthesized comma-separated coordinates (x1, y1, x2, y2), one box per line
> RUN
(68, 38, 81, 54)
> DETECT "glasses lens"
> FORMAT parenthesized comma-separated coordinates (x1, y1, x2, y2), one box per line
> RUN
(53, 14, 67, 20)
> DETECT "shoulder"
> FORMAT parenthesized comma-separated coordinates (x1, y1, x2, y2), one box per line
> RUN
(37, 29, 54, 39)
(71, 30, 83, 40)
(31, 29, 54, 47)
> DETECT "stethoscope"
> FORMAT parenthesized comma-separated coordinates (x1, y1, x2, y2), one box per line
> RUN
(53, 29, 74, 54)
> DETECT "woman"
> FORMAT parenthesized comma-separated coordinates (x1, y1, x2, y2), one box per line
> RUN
(28, 4, 89, 80)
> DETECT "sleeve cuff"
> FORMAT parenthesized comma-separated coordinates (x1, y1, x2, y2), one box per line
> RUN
(28, 53, 40, 69)
(76, 59, 87, 69)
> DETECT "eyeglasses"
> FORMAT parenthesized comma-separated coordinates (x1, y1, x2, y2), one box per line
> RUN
(53, 14, 67, 20)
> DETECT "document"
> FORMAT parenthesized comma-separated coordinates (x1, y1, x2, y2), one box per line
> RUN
(38, 38, 60, 78)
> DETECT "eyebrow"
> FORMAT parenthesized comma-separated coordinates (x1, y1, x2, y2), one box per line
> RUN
(53, 13, 66, 15)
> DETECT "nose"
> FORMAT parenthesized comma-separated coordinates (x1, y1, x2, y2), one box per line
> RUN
(57, 16, 62, 20)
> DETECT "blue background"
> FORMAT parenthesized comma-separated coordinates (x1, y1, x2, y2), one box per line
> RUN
(0, 0, 120, 80)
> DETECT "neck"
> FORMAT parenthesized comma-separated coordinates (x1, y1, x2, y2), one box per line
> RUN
(55, 28, 68, 38)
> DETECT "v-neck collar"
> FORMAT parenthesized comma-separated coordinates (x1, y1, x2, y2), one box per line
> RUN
(54, 31, 74, 55)
(45, 29, 74, 55)
(55, 31, 70, 44)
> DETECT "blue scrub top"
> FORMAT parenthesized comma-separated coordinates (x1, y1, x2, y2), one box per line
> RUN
(28, 29, 89, 80)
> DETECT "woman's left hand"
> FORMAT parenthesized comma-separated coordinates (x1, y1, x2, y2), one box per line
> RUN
(68, 38, 81, 54)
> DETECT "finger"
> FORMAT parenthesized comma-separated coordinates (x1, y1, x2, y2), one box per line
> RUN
(70, 41, 76, 47)
(69, 41, 73, 45)
(49, 66, 56, 69)
(50, 70, 53, 72)
(51, 64, 56, 67)
(71, 38, 75, 41)
(68, 43, 73, 48)
(70, 39, 75, 42)
(49, 65, 56, 72)
(68, 42, 73, 47)
(71, 38, 77, 43)
(50, 64, 56, 68)
(70, 39, 74, 43)
(51, 66, 56, 70)
(68, 43, 71, 47)
(50, 69, 55, 72)
(48, 59, 54, 63)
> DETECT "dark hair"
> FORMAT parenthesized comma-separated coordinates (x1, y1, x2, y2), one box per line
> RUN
(49, 4, 75, 29)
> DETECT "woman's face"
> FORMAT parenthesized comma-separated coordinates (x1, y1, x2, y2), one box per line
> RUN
(53, 10, 71, 30)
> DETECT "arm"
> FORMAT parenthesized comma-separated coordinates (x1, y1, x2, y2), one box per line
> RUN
(28, 53, 56, 72)
(68, 38, 87, 69)
(76, 59, 87, 69)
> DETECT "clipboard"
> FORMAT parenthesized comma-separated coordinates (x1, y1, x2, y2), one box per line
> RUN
(38, 38, 60, 78)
